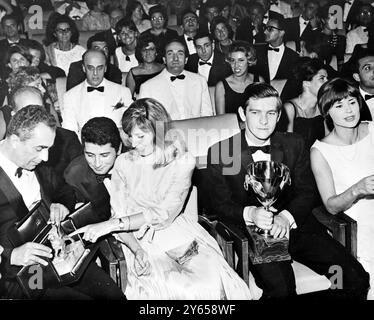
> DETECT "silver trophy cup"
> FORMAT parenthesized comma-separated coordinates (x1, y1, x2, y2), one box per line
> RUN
(244, 161, 291, 238)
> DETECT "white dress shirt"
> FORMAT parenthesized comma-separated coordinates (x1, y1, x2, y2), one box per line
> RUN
(268, 44, 285, 81)
(184, 34, 196, 55)
(242, 135, 297, 231)
(360, 87, 374, 119)
(0, 147, 41, 210)
(198, 54, 214, 83)
(346, 26, 369, 54)
(115, 49, 139, 73)
(343, 0, 354, 23)
(299, 16, 309, 36)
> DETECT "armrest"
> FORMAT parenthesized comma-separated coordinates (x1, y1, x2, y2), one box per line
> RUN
(217, 221, 250, 286)
(312, 206, 357, 258)
(198, 215, 234, 268)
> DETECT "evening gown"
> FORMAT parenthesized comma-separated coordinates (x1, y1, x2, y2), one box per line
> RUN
(130, 69, 162, 96)
(287, 100, 325, 149)
(108, 151, 252, 300)
(311, 121, 374, 298)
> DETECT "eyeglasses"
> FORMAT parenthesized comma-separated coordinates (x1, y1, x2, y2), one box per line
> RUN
(265, 25, 282, 32)
(151, 16, 164, 21)
(56, 27, 71, 34)
(184, 17, 197, 22)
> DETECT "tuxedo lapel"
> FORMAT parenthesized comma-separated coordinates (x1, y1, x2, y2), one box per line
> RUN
(0, 167, 28, 220)
(240, 130, 254, 173)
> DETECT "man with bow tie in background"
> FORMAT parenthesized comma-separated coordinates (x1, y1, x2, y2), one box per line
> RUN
(62, 49, 132, 140)
(138, 38, 214, 120)
(185, 31, 232, 87)
(179, 10, 199, 57)
(352, 48, 374, 120)
(255, 16, 300, 84)
(206, 82, 370, 299)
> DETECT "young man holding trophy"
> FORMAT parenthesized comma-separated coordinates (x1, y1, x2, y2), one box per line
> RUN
(206, 82, 369, 299)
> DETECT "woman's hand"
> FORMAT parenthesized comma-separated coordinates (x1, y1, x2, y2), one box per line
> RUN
(134, 249, 151, 277)
(353, 175, 374, 198)
(69, 220, 115, 243)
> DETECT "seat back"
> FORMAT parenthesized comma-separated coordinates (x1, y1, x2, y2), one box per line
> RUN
(170, 114, 240, 169)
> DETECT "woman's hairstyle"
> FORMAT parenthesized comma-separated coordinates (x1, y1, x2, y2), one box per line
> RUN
(317, 78, 362, 129)
(121, 98, 186, 168)
(26, 39, 47, 63)
(126, 1, 146, 19)
(227, 40, 257, 66)
(293, 57, 326, 95)
(149, 4, 168, 27)
(44, 12, 80, 46)
(81, 117, 121, 152)
(115, 16, 138, 35)
(210, 16, 233, 40)
(6, 66, 41, 91)
(243, 82, 282, 112)
(4, 44, 33, 65)
(135, 34, 160, 62)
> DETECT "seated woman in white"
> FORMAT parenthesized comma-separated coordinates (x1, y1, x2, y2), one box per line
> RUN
(73, 98, 252, 300)
(311, 78, 374, 299)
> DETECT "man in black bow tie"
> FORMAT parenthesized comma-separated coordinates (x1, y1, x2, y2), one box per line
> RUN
(62, 49, 132, 140)
(255, 16, 299, 84)
(206, 82, 369, 299)
(185, 31, 232, 87)
(352, 48, 374, 120)
(179, 11, 199, 57)
(138, 38, 214, 120)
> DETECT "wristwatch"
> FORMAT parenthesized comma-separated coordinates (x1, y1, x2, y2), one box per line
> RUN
(118, 218, 125, 230)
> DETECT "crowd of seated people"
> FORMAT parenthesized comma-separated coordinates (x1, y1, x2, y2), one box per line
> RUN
(0, 0, 374, 301)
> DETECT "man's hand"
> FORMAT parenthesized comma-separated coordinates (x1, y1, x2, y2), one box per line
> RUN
(270, 214, 290, 239)
(11, 242, 52, 266)
(50, 203, 70, 225)
(69, 220, 115, 243)
(251, 207, 276, 230)
(134, 249, 151, 277)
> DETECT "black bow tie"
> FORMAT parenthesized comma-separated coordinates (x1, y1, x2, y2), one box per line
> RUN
(248, 145, 271, 154)
(170, 74, 185, 81)
(125, 55, 130, 61)
(363, 28, 368, 32)
(199, 61, 212, 66)
(346, 1, 352, 4)
(95, 173, 111, 184)
(365, 94, 374, 101)
(303, 21, 308, 25)
(271, 1, 279, 6)
(268, 46, 280, 52)
(187, 37, 193, 41)
(15, 167, 23, 178)
(87, 86, 104, 92)
(263, 15, 268, 19)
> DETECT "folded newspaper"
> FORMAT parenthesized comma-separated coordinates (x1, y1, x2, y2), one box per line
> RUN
(165, 239, 199, 264)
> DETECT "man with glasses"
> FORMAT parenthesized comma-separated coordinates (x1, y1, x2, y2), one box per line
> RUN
(255, 16, 299, 84)
(179, 10, 199, 56)
(66, 33, 123, 91)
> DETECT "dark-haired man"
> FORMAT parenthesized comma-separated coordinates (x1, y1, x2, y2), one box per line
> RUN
(206, 82, 369, 299)
(179, 10, 199, 57)
(66, 33, 122, 90)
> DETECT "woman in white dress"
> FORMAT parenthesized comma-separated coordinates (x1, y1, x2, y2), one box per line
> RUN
(311, 78, 373, 299)
(74, 98, 252, 300)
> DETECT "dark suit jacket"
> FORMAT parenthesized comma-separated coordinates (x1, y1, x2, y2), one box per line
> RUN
(37, 62, 66, 79)
(254, 43, 300, 83)
(359, 93, 373, 122)
(236, 17, 266, 44)
(0, 164, 76, 286)
(284, 16, 317, 52)
(206, 130, 322, 233)
(64, 155, 112, 226)
(46, 127, 83, 179)
(95, 29, 117, 57)
(185, 51, 232, 87)
(66, 60, 122, 91)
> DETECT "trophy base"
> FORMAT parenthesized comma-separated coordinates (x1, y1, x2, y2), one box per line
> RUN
(246, 225, 291, 264)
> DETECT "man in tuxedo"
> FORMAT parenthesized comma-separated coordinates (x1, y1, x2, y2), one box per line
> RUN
(284, 0, 321, 53)
(10, 86, 83, 179)
(0, 14, 30, 64)
(206, 82, 369, 299)
(62, 49, 132, 139)
(352, 48, 374, 120)
(0, 105, 125, 299)
(185, 31, 232, 87)
(255, 16, 300, 83)
(138, 38, 214, 120)
(66, 33, 122, 91)
(94, 7, 124, 57)
(179, 10, 199, 57)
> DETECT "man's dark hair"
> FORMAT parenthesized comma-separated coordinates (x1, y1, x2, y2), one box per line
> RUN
(193, 30, 213, 45)
(243, 82, 282, 112)
(351, 48, 374, 75)
(1, 14, 18, 27)
(181, 9, 198, 22)
(268, 16, 286, 31)
(163, 38, 188, 57)
(7, 105, 56, 140)
(81, 117, 121, 152)
(87, 33, 108, 49)
(115, 16, 138, 35)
